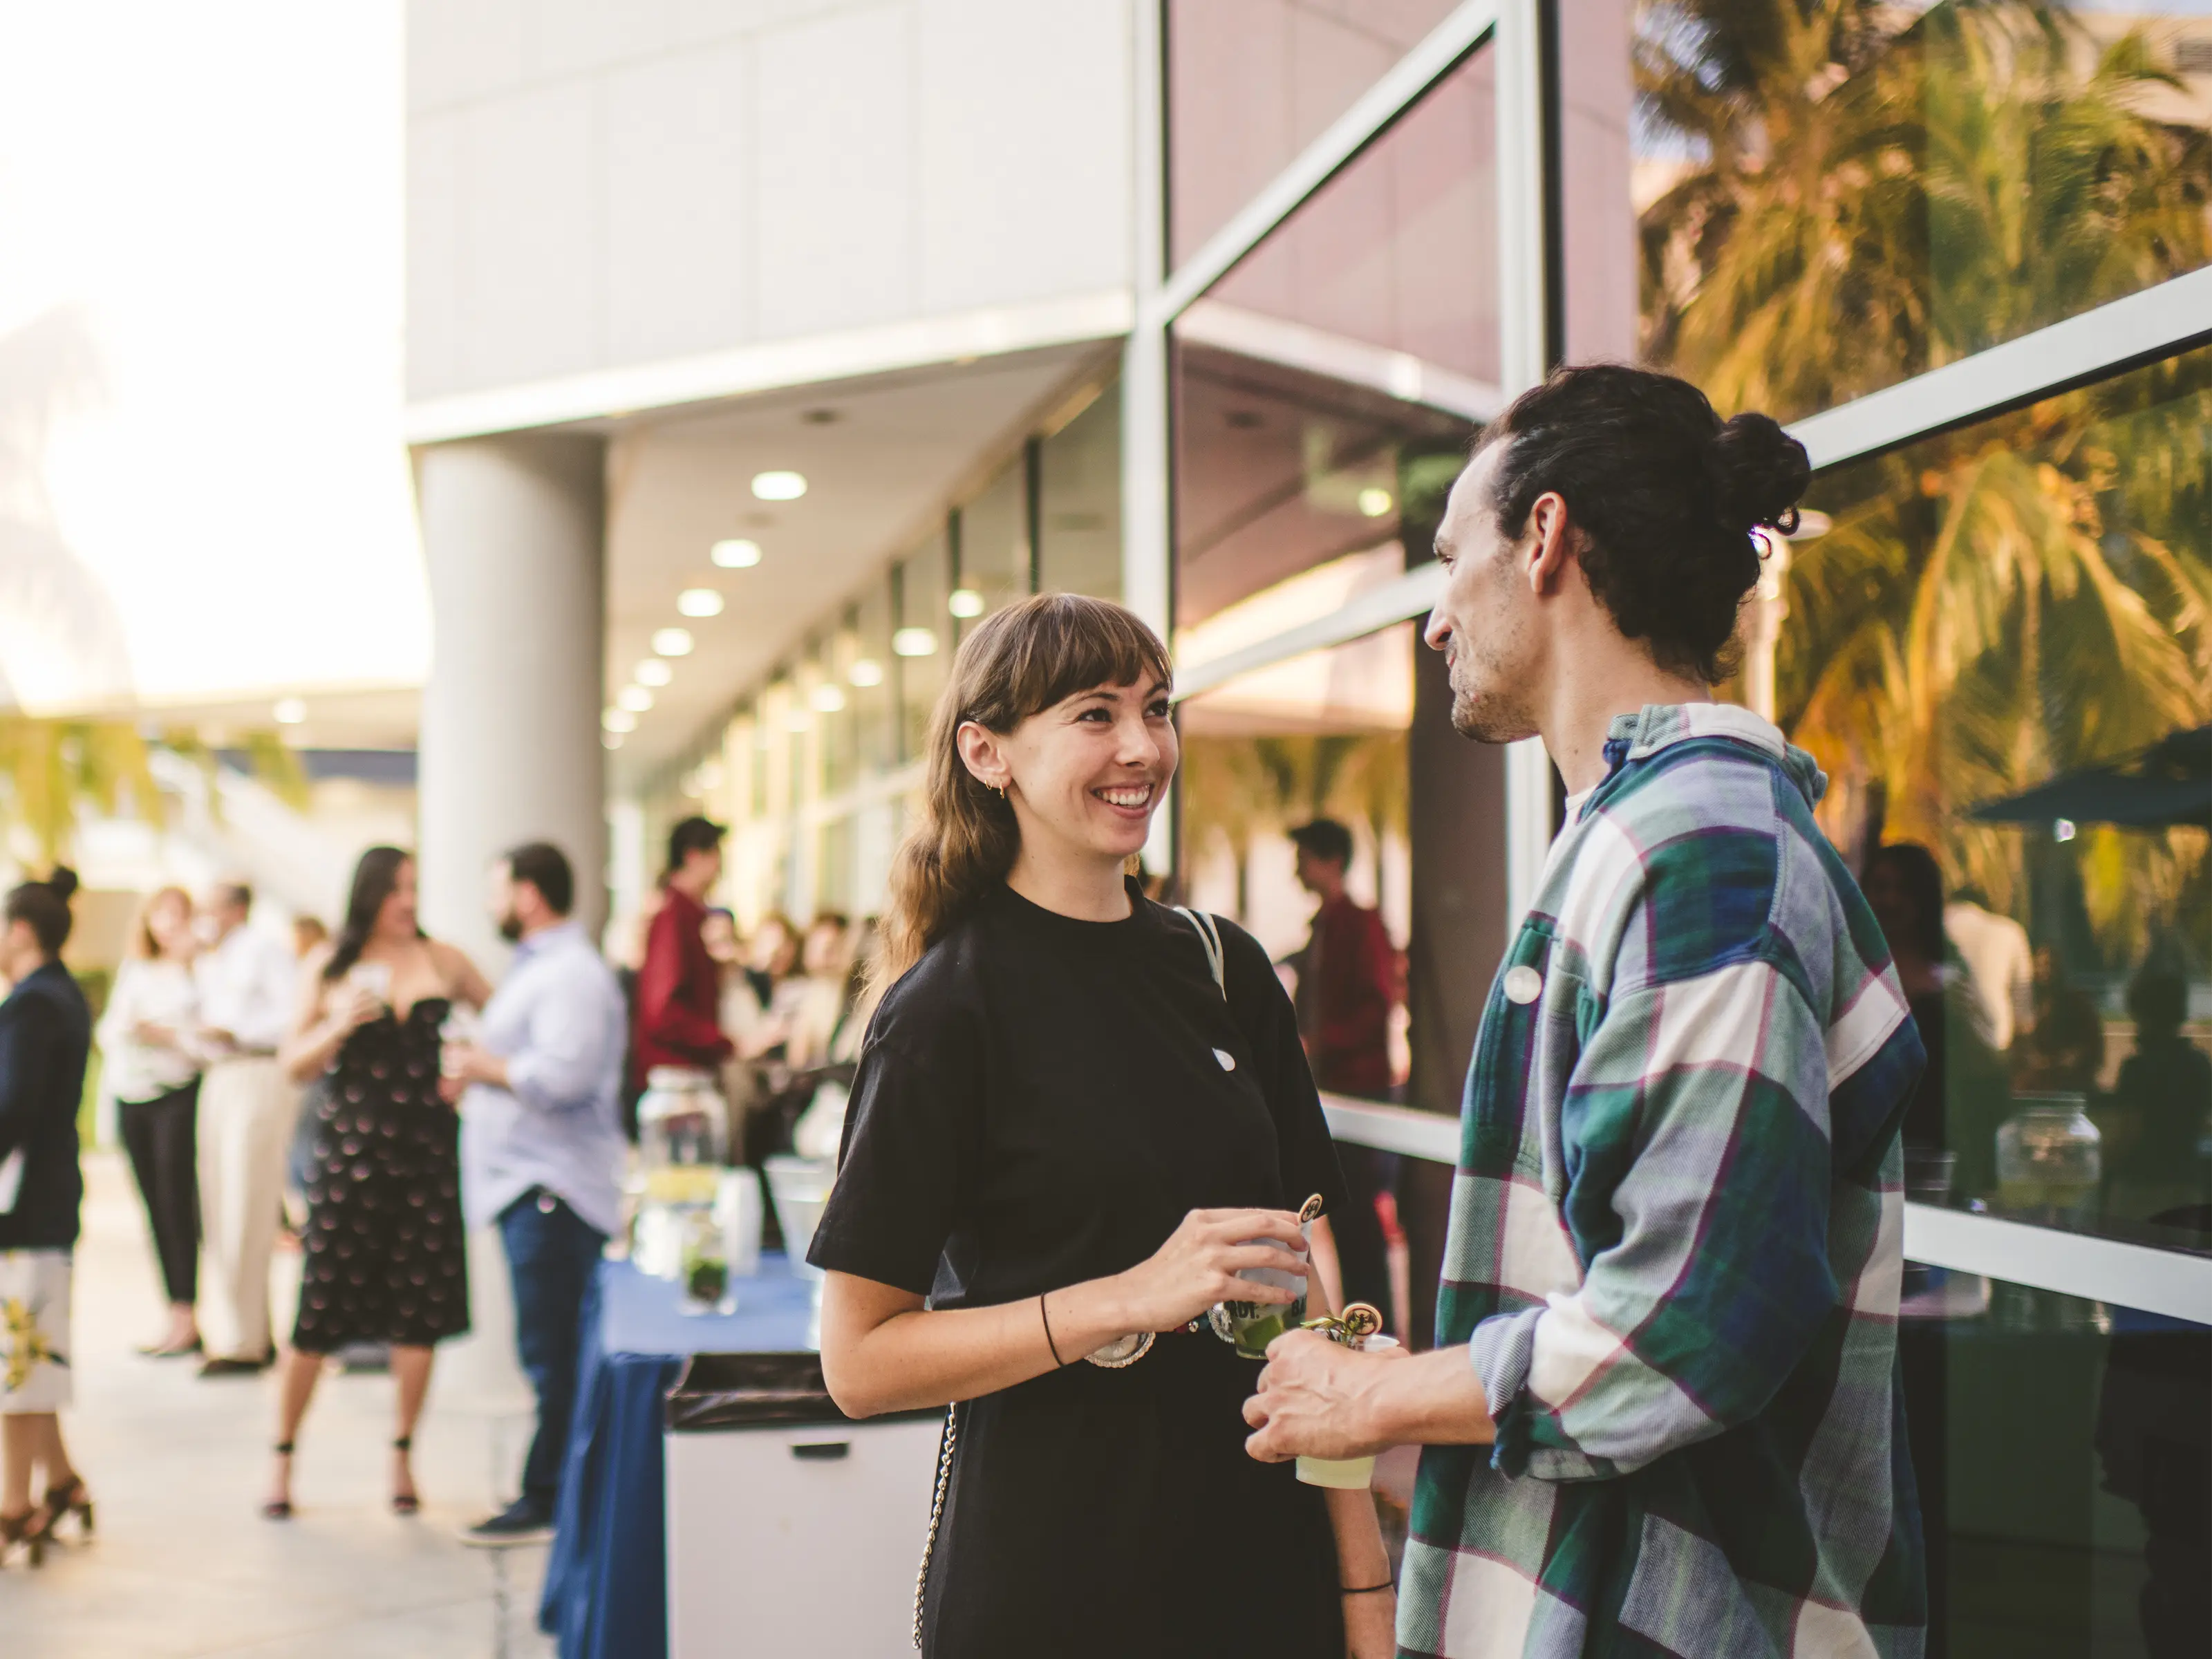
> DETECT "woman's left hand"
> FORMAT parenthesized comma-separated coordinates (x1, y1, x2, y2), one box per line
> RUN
(1342, 1586, 1397, 1658)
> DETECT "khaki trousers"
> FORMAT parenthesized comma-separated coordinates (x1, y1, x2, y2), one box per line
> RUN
(196, 1056, 294, 1360)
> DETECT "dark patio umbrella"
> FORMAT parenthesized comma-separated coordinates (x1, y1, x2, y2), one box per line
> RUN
(1969, 724, 2212, 830)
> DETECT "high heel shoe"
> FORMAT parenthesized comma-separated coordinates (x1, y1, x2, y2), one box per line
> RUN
(0, 1509, 44, 1567)
(263, 1443, 294, 1521)
(39, 1477, 93, 1541)
(391, 1436, 418, 1517)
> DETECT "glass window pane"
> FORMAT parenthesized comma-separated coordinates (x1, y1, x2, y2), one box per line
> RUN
(895, 532, 950, 764)
(1038, 379, 1122, 600)
(955, 456, 1029, 637)
(849, 582, 896, 777)
(1180, 624, 1415, 988)
(1777, 344, 2212, 1253)
(1172, 46, 1495, 634)
(1585, 2, 2212, 421)
(1167, 0, 1468, 267)
(1899, 1271, 2209, 1656)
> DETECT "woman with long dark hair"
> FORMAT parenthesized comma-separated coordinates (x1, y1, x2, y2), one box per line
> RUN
(0, 869, 95, 1566)
(811, 594, 1393, 1658)
(263, 847, 489, 1519)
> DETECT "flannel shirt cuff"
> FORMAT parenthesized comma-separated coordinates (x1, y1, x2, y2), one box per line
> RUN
(1470, 1304, 1620, 1483)
(1470, 1307, 1541, 1477)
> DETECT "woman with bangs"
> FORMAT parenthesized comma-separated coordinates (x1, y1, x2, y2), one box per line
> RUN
(811, 594, 1392, 1658)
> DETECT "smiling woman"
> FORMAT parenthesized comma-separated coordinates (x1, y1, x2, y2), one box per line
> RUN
(807, 592, 1398, 1659)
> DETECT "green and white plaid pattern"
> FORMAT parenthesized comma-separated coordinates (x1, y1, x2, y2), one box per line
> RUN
(1400, 705, 1927, 1659)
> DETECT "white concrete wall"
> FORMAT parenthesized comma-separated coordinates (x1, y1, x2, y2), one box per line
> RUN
(407, 0, 1136, 402)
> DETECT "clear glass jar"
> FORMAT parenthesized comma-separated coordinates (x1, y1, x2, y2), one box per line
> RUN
(1995, 1094, 2102, 1225)
(637, 1066, 730, 1206)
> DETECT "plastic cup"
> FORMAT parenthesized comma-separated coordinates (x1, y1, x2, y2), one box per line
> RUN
(1212, 1222, 1311, 1359)
(1295, 1335, 1399, 1490)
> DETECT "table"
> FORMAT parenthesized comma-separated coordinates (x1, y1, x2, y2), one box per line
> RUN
(539, 1253, 816, 1659)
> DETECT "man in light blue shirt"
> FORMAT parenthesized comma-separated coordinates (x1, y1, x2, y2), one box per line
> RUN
(442, 841, 627, 1541)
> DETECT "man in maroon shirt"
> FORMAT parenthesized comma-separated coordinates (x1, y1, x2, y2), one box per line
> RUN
(1286, 818, 1399, 1318)
(632, 816, 734, 1090)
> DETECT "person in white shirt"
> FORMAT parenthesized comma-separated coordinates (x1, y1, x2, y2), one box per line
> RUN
(1944, 891, 2033, 1051)
(97, 888, 207, 1359)
(442, 842, 626, 1541)
(191, 881, 301, 1376)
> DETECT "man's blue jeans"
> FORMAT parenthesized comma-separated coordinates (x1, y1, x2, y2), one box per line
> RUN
(498, 1189, 607, 1511)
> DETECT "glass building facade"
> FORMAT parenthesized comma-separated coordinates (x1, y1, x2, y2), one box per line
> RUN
(659, 8, 2210, 1651)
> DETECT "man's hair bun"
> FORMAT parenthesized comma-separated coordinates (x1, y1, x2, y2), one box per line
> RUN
(45, 865, 79, 903)
(1710, 413, 1810, 536)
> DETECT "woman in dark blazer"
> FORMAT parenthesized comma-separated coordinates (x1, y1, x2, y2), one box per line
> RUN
(0, 869, 95, 1566)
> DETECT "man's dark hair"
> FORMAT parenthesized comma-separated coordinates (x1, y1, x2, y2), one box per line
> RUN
(505, 841, 574, 917)
(2126, 969, 2186, 1035)
(1863, 843, 1947, 963)
(1288, 819, 1354, 869)
(6, 865, 77, 957)
(217, 879, 253, 913)
(664, 815, 725, 880)
(1479, 363, 1811, 682)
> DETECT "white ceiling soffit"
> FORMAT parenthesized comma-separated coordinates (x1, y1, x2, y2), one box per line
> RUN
(1176, 299, 1503, 425)
(404, 291, 1133, 446)
(603, 347, 1107, 780)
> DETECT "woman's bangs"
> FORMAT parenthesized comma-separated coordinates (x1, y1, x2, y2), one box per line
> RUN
(1007, 596, 1172, 720)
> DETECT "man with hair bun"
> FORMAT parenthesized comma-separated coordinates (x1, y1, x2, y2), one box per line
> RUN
(1242, 364, 1929, 1657)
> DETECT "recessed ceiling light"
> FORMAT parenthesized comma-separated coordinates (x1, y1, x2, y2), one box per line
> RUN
(800, 408, 840, 425)
(635, 659, 673, 687)
(603, 733, 624, 750)
(1357, 486, 1394, 518)
(948, 588, 984, 619)
(652, 628, 694, 657)
(617, 685, 655, 713)
(711, 538, 762, 568)
(272, 697, 306, 725)
(847, 658, 885, 688)
(677, 588, 724, 618)
(892, 627, 938, 658)
(602, 709, 637, 733)
(751, 470, 807, 501)
(812, 684, 847, 713)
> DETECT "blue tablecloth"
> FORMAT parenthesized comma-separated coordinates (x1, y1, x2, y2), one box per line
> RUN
(539, 1253, 817, 1659)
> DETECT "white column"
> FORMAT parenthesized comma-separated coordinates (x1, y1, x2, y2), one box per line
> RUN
(415, 433, 607, 971)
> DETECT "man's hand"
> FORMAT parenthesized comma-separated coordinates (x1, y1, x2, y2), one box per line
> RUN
(1241, 1329, 1403, 1463)
(441, 1042, 507, 1091)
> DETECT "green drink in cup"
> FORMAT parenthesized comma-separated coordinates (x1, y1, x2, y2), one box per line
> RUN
(1210, 1194, 1322, 1360)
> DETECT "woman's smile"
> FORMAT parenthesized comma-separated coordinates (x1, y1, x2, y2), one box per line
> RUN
(1091, 781, 1156, 818)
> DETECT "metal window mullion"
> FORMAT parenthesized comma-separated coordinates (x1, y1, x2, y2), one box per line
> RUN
(1792, 264, 2212, 472)
(1496, 0, 1555, 940)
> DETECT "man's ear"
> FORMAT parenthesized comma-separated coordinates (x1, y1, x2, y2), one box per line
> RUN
(1524, 490, 1578, 595)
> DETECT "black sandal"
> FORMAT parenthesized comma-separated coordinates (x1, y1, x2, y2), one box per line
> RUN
(263, 1443, 294, 1521)
(39, 1477, 93, 1541)
(0, 1509, 44, 1567)
(391, 1436, 418, 1517)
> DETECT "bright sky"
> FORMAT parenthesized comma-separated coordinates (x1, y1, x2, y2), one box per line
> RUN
(0, 1, 426, 714)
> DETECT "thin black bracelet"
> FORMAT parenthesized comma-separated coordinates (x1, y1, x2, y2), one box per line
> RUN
(1039, 1293, 1067, 1367)
(1341, 1582, 1394, 1595)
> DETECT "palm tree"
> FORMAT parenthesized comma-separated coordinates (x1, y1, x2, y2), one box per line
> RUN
(1640, 0, 2212, 965)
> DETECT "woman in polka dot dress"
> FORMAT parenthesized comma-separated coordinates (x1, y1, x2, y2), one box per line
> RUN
(263, 846, 489, 1520)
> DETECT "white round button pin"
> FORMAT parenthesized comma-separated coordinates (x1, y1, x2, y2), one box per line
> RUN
(1503, 965, 1543, 1005)
(1213, 1048, 1237, 1071)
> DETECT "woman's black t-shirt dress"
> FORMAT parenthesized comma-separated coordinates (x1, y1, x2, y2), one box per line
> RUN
(809, 879, 1351, 1659)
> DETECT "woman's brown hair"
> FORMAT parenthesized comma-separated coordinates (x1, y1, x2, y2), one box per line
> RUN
(872, 593, 1173, 991)
(129, 885, 194, 961)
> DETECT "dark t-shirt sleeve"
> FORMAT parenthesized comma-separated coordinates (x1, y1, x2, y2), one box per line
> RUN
(806, 955, 983, 1295)
(1218, 918, 1349, 1225)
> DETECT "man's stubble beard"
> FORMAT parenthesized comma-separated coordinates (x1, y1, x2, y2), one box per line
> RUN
(1447, 635, 1537, 746)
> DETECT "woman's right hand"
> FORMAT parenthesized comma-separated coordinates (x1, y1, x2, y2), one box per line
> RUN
(1110, 1208, 1310, 1334)
(327, 984, 383, 1040)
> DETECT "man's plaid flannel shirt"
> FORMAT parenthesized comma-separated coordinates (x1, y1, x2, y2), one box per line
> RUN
(1400, 704, 1928, 1659)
